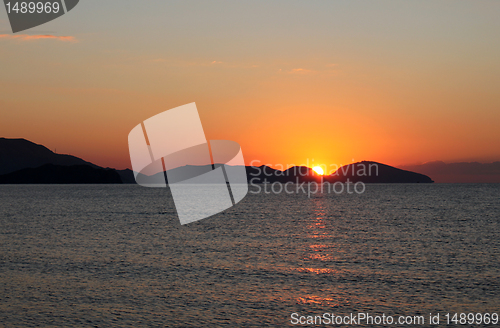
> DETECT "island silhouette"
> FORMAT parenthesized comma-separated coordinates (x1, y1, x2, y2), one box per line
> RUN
(0, 137, 437, 184)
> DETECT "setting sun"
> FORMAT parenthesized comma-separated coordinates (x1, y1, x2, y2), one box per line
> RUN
(312, 166, 324, 175)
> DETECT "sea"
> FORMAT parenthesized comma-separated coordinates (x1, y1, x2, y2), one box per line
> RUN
(0, 184, 499, 327)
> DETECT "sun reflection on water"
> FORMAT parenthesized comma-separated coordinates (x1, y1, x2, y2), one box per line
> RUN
(296, 267, 338, 275)
(296, 295, 349, 307)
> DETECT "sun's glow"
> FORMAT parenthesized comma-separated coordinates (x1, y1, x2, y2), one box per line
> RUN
(312, 166, 324, 175)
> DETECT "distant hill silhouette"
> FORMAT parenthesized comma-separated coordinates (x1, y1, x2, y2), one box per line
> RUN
(329, 161, 433, 183)
(0, 138, 97, 175)
(0, 164, 122, 184)
(129, 164, 323, 185)
(246, 161, 433, 184)
(130, 162, 433, 184)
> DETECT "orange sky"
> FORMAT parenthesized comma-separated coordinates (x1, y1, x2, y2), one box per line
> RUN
(1, 1, 499, 170)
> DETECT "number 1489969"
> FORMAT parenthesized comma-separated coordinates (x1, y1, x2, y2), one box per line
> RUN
(6, 2, 61, 14)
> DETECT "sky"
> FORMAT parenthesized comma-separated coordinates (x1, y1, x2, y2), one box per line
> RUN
(0, 0, 499, 170)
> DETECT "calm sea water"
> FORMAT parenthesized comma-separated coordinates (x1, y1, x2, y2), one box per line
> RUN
(0, 184, 499, 327)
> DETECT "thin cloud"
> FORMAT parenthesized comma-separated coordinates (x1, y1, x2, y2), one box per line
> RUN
(0, 34, 76, 42)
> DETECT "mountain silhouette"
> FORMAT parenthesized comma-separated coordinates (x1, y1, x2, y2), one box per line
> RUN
(0, 138, 97, 175)
(116, 168, 136, 184)
(0, 164, 122, 184)
(0, 138, 123, 183)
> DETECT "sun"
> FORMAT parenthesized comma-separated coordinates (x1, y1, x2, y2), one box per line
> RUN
(312, 166, 324, 175)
